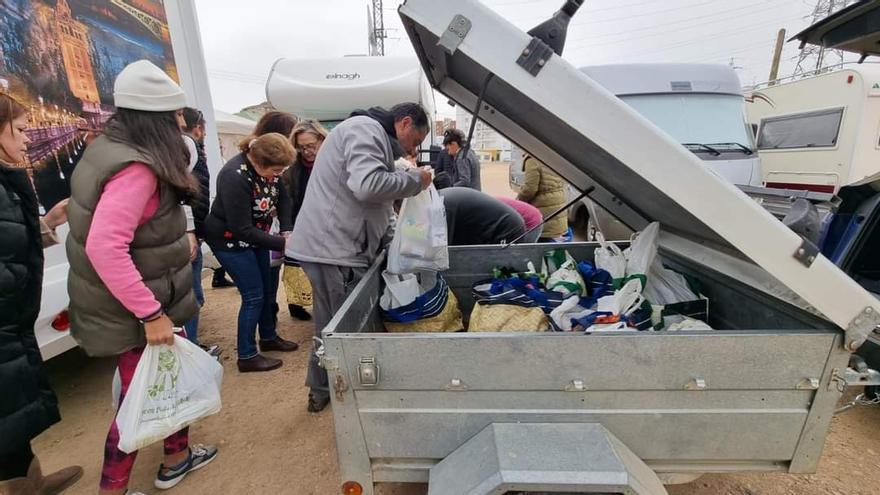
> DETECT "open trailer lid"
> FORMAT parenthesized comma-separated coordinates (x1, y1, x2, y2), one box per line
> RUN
(398, 0, 880, 349)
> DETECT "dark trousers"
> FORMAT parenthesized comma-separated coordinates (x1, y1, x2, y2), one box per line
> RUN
(0, 442, 33, 480)
(300, 262, 368, 398)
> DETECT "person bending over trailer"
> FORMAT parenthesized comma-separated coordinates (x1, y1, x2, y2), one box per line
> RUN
(287, 103, 433, 413)
(439, 187, 526, 245)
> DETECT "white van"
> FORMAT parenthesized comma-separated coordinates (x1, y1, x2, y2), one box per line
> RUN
(512, 63, 761, 238)
(747, 63, 880, 193)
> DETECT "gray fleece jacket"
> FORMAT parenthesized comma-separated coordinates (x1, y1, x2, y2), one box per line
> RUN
(287, 116, 423, 267)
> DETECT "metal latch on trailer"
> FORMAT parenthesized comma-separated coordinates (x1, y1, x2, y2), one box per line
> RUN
(358, 356, 379, 387)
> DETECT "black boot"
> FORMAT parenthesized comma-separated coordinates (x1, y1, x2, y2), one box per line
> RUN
(211, 269, 235, 288)
(288, 304, 312, 321)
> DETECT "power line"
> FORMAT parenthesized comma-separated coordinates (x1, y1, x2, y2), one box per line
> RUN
(565, 0, 799, 46)
(575, 13, 805, 62)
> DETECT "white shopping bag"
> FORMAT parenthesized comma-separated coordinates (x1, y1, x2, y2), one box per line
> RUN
(387, 185, 449, 273)
(643, 259, 699, 305)
(594, 231, 626, 287)
(116, 335, 223, 454)
(623, 222, 660, 291)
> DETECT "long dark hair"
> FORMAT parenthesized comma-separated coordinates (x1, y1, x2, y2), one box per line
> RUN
(104, 108, 198, 200)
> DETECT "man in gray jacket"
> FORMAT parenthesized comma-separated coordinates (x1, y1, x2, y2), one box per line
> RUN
(443, 128, 481, 190)
(287, 103, 432, 412)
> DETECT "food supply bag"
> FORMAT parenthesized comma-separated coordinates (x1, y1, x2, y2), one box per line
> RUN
(116, 335, 223, 453)
(387, 184, 449, 273)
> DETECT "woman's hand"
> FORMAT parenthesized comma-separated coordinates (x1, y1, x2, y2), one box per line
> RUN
(187, 232, 199, 261)
(144, 314, 175, 346)
(44, 198, 70, 230)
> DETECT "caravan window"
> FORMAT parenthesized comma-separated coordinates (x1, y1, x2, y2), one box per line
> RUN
(757, 108, 843, 150)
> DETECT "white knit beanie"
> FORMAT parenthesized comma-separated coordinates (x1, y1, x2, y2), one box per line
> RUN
(113, 60, 187, 112)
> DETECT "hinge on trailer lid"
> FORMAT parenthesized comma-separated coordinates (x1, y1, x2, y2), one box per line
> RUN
(793, 239, 820, 267)
(517, 37, 554, 76)
(845, 306, 880, 351)
(438, 14, 471, 54)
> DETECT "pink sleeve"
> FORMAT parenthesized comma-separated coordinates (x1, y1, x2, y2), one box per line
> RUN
(85, 163, 163, 319)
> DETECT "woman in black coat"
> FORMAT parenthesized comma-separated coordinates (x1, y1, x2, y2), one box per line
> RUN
(0, 93, 82, 493)
(280, 119, 328, 322)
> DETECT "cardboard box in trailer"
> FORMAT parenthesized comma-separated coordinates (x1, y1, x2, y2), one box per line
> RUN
(317, 1, 880, 494)
(0, 0, 222, 358)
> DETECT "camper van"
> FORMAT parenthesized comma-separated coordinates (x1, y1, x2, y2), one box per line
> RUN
(266, 56, 436, 156)
(747, 63, 880, 193)
(512, 63, 761, 238)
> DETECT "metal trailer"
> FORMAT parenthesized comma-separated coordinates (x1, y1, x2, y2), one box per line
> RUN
(318, 1, 880, 493)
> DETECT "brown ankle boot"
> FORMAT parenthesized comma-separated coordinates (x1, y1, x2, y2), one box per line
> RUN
(0, 477, 36, 495)
(26, 458, 83, 495)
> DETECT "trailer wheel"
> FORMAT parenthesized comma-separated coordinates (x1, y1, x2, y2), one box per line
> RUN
(866, 385, 878, 401)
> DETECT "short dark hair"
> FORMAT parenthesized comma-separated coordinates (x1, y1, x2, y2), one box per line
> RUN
(254, 111, 298, 138)
(442, 128, 465, 146)
(181, 107, 205, 132)
(390, 102, 429, 131)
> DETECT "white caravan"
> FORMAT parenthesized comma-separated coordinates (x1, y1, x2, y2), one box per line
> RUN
(747, 63, 880, 193)
(266, 56, 436, 153)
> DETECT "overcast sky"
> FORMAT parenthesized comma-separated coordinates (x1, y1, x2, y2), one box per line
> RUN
(193, 0, 852, 116)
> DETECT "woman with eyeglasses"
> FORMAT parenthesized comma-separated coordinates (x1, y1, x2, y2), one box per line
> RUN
(205, 133, 300, 372)
(280, 120, 328, 321)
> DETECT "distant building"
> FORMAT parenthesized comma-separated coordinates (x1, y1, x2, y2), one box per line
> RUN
(237, 101, 278, 121)
(456, 107, 513, 162)
(434, 118, 456, 136)
(55, 0, 100, 111)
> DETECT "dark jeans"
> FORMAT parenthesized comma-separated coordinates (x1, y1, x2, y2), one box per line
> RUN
(184, 249, 205, 344)
(214, 248, 279, 359)
(0, 442, 33, 480)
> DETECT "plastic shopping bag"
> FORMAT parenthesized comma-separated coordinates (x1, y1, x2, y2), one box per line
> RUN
(623, 222, 659, 291)
(643, 259, 699, 306)
(387, 185, 449, 273)
(594, 231, 626, 289)
(116, 335, 223, 454)
(541, 249, 586, 297)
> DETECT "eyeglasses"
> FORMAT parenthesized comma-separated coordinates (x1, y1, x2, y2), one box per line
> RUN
(296, 142, 320, 153)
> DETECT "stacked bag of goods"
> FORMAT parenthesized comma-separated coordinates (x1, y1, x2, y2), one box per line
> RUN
(380, 271, 464, 332)
(381, 183, 463, 332)
(466, 222, 712, 333)
(469, 269, 565, 332)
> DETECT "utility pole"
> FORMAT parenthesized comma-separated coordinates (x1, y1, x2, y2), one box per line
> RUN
(793, 0, 854, 76)
(768, 28, 786, 84)
(369, 0, 387, 56)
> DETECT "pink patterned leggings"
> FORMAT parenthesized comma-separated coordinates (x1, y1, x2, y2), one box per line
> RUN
(100, 345, 189, 491)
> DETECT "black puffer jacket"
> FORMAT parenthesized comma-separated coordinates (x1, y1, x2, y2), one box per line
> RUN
(0, 164, 60, 455)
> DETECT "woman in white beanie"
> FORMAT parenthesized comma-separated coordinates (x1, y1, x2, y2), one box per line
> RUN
(66, 60, 218, 494)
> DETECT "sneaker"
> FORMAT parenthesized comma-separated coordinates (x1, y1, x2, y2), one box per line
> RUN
(154, 444, 218, 490)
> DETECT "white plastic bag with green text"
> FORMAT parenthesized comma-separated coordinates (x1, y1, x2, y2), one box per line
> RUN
(116, 335, 223, 453)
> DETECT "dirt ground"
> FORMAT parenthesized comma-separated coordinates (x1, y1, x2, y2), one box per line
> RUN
(33, 163, 880, 494)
